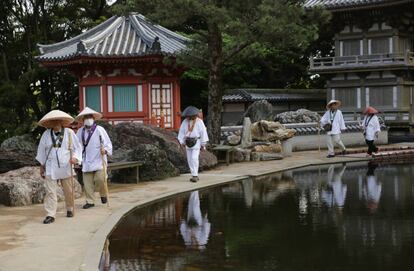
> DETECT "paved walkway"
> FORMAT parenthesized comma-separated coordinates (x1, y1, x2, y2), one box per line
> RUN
(0, 148, 403, 271)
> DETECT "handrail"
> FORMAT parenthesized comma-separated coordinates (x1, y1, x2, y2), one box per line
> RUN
(310, 51, 414, 69)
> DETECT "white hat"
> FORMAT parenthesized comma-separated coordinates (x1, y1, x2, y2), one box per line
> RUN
(326, 99, 342, 109)
(76, 107, 103, 121)
(38, 110, 74, 128)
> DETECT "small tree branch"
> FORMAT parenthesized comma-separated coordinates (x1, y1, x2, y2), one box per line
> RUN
(222, 41, 253, 64)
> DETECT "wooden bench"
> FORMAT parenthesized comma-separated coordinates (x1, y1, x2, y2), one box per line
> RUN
(107, 161, 142, 184)
(212, 145, 235, 166)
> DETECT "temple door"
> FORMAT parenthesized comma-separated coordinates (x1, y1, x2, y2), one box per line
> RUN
(150, 83, 173, 128)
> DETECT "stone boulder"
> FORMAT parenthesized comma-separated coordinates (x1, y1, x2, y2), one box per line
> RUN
(275, 109, 321, 124)
(0, 134, 38, 174)
(240, 100, 274, 124)
(125, 144, 179, 181)
(0, 166, 82, 207)
(108, 123, 217, 181)
(251, 120, 296, 142)
(252, 143, 282, 153)
(226, 134, 241, 146)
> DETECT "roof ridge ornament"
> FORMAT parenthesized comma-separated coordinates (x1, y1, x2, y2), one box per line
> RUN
(77, 41, 87, 53)
(150, 37, 161, 53)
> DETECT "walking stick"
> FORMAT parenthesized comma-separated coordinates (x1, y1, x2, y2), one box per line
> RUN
(318, 122, 321, 153)
(99, 135, 110, 207)
(68, 132, 75, 216)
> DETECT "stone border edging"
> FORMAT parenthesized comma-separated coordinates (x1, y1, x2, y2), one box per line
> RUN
(79, 156, 372, 271)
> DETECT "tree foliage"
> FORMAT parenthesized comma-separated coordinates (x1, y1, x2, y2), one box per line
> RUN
(0, 0, 111, 141)
(115, 0, 330, 143)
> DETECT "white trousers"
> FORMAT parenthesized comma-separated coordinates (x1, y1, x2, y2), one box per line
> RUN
(44, 177, 74, 218)
(186, 148, 200, 177)
(326, 134, 346, 155)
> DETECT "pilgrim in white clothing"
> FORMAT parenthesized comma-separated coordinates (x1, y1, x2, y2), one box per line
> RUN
(362, 107, 381, 155)
(320, 100, 347, 157)
(180, 191, 211, 250)
(36, 110, 82, 223)
(178, 107, 209, 182)
(76, 107, 113, 208)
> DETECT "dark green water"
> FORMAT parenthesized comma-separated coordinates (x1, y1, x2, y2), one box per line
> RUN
(106, 162, 414, 271)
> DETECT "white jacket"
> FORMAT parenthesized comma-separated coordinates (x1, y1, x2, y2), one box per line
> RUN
(177, 118, 209, 149)
(36, 128, 82, 180)
(362, 115, 381, 141)
(320, 109, 346, 135)
(76, 125, 112, 172)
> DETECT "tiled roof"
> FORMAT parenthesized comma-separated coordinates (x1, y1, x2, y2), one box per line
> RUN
(37, 14, 189, 62)
(304, 0, 409, 9)
(222, 89, 326, 103)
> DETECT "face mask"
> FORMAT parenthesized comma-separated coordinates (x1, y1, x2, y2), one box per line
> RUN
(84, 118, 94, 127)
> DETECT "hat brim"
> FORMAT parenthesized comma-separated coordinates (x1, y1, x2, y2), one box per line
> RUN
(363, 107, 379, 114)
(181, 106, 200, 117)
(75, 112, 103, 121)
(326, 100, 341, 109)
(38, 117, 74, 128)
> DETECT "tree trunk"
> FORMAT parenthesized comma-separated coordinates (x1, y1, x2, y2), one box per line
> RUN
(2, 52, 10, 81)
(206, 23, 223, 145)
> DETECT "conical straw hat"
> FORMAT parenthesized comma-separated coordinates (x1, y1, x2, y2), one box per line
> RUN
(38, 110, 74, 128)
(362, 106, 379, 115)
(76, 107, 103, 121)
(181, 106, 200, 117)
(326, 99, 342, 109)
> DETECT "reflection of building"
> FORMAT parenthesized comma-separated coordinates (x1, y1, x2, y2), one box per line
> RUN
(306, 0, 414, 132)
(37, 14, 188, 129)
(221, 88, 326, 125)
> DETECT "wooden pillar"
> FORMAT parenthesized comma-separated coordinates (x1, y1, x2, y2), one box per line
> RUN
(79, 81, 84, 111)
(173, 78, 181, 130)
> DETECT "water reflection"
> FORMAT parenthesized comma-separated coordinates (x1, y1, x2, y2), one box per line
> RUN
(362, 164, 381, 213)
(106, 162, 414, 271)
(180, 191, 211, 250)
(321, 164, 347, 209)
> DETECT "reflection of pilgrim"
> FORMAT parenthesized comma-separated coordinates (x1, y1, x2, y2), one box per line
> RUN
(321, 165, 347, 208)
(242, 178, 254, 208)
(363, 163, 382, 212)
(180, 191, 211, 250)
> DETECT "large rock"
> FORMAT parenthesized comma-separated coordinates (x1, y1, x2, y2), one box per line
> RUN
(0, 134, 36, 152)
(227, 134, 241, 146)
(0, 150, 38, 174)
(252, 144, 282, 153)
(275, 109, 321, 124)
(251, 120, 296, 142)
(0, 166, 82, 207)
(0, 134, 38, 174)
(240, 100, 274, 124)
(108, 123, 217, 181)
(126, 144, 179, 181)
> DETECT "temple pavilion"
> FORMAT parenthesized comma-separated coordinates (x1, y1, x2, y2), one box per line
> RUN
(37, 13, 188, 129)
(305, 0, 414, 132)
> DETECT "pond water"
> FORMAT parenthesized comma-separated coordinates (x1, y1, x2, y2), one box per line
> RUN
(105, 162, 414, 271)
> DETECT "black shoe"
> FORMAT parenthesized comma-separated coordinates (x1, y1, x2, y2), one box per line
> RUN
(43, 216, 55, 224)
(101, 197, 108, 204)
(342, 150, 347, 156)
(190, 176, 199, 183)
(67, 211, 73, 217)
(82, 203, 95, 209)
(327, 154, 335, 158)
